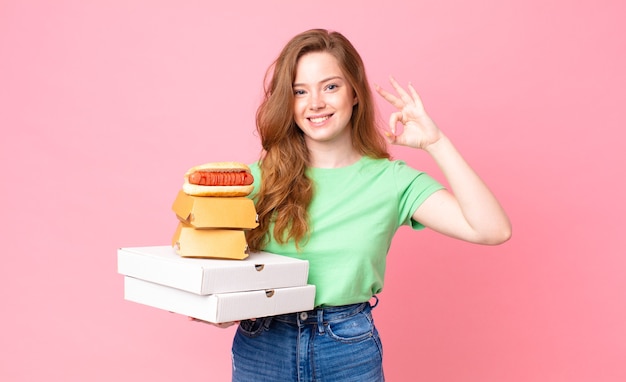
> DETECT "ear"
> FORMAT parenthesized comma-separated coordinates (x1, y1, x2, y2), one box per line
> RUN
(353, 95, 358, 106)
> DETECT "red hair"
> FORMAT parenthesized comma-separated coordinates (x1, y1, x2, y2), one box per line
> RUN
(246, 29, 390, 252)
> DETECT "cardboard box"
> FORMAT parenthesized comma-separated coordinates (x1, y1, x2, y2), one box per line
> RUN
(172, 190, 259, 229)
(117, 245, 310, 294)
(124, 276, 316, 323)
(172, 222, 249, 259)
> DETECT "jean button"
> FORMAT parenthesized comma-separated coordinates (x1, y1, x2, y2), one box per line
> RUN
(299, 312, 308, 320)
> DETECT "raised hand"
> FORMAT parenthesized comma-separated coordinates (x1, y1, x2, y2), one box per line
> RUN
(375, 77, 443, 150)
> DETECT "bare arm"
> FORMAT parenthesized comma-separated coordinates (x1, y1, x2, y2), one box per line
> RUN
(376, 77, 511, 245)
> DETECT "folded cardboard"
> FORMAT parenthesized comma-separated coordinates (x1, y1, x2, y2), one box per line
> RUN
(117, 245, 310, 294)
(172, 190, 259, 229)
(172, 222, 249, 259)
(124, 276, 316, 323)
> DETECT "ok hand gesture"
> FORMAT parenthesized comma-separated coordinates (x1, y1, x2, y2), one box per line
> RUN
(375, 77, 443, 151)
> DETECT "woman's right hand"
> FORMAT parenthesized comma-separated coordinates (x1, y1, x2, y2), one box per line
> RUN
(188, 317, 240, 328)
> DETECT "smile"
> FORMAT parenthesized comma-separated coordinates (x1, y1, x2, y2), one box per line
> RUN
(308, 114, 332, 123)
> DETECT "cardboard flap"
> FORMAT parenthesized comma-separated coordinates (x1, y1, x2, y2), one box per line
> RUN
(171, 190, 194, 222)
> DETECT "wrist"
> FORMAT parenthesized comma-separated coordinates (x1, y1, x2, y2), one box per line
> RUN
(422, 133, 449, 155)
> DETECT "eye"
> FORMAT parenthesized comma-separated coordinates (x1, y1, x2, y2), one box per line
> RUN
(294, 89, 306, 96)
(326, 84, 338, 91)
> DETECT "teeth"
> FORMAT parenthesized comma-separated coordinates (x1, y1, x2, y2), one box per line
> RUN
(309, 115, 330, 123)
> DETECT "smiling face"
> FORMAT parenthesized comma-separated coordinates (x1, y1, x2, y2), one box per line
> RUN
(292, 51, 358, 149)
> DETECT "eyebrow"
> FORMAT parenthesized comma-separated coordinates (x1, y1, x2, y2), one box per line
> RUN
(293, 76, 344, 88)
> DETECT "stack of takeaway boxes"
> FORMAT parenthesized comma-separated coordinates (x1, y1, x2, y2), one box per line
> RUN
(117, 190, 316, 323)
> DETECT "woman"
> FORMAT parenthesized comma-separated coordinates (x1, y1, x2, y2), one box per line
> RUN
(209, 28, 511, 382)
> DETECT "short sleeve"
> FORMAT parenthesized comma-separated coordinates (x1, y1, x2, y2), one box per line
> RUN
(393, 161, 445, 230)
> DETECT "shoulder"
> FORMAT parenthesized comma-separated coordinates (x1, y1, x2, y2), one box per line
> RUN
(363, 157, 443, 195)
(359, 156, 421, 177)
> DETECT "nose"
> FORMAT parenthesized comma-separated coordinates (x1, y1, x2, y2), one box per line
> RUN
(309, 92, 326, 110)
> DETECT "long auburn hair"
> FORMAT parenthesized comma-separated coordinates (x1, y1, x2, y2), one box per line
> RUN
(246, 29, 390, 252)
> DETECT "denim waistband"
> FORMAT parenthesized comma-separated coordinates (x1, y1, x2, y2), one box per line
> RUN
(273, 296, 378, 326)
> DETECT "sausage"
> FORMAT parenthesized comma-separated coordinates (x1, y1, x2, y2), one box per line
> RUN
(182, 161, 254, 196)
(188, 171, 254, 186)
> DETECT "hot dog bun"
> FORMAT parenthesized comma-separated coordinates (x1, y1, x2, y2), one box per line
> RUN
(182, 161, 254, 197)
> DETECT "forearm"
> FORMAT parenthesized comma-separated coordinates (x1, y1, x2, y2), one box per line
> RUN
(375, 78, 511, 243)
(424, 135, 512, 244)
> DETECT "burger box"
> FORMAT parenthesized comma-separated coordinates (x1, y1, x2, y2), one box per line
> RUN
(172, 190, 259, 229)
(117, 245, 311, 295)
(172, 222, 250, 259)
(123, 276, 316, 323)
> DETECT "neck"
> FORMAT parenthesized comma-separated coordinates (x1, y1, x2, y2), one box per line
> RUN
(307, 145, 361, 169)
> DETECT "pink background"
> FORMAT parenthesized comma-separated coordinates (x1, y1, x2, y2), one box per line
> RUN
(1, 0, 625, 381)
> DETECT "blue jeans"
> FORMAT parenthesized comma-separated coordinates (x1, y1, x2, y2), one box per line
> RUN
(231, 300, 384, 381)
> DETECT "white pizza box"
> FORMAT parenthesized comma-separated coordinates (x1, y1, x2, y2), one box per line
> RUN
(117, 245, 309, 295)
(124, 276, 316, 323)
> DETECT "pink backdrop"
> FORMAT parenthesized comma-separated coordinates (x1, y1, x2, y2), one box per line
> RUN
(1, 1, 625, 381)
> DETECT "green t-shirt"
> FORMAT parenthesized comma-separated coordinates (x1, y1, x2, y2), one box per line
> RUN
(249, 156, 444, 307)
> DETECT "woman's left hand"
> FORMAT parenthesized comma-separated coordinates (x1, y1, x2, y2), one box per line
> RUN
(377, 77, 512, 245)
(375, 77, 442, 150)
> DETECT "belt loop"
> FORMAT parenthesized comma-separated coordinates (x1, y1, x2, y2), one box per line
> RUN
(316, 308, 325, 334)
(371, 295, 379, 309)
